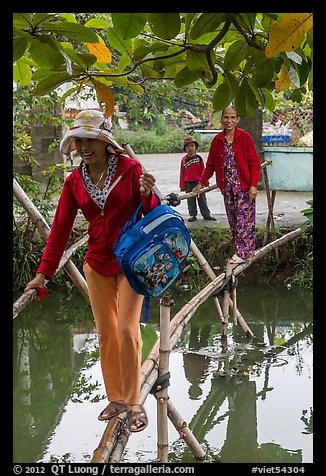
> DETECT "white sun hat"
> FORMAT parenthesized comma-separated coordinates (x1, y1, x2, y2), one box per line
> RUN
(60, 109, 124, 155)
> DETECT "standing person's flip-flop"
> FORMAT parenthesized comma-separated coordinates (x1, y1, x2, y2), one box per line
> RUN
(98, 401, 127, 421)
(127, 404, 148, 432)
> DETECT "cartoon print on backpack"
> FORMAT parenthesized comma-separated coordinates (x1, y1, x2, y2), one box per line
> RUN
(133, 245, 176, 296)
(165, 233, 189, 260)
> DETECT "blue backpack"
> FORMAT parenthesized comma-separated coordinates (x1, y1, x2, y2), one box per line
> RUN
(113, 200, 191, 299)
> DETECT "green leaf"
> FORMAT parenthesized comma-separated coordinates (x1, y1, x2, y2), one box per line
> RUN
(13, 60, 33, 86)
(84, 18, 109, 29)
(224, 71, 240, 97)
(184, 13, 197, 38)
(174, 66, 201, 88)
(59, 86, 79, 103)
(75, 53, 97, 69)
(60, 44, 94, 70)
(297, 59, 310, 86)
(13, 28, 29, 62)
(186, 50, 212, 73)
(13, 13, 33, 29)
(32, 72, 73, 96)
(189, 13, 225, 40)
(234, 79, 258, 117)
(212, 82, 233, 111)
(31, 13, 54, 28)
(260, 88, 275, 111)
(112, 13, 147, 39)
(29, 37, 65, 69)
(291, 88, 303, 103)
(59, 13, 77, 23)
(147, 13, 181, 40)
(140, 63, 164, 79)
(40, 21, 98, 43)
(252, 59, 275, 88)
(133, 40, 169, 61)
(286, 51, 302, 64)
(118, 53, 132, 71)
(224, 39, 250, 70)
(287, 62, 300, 88)
(106, 28, 133, 58)
(128, 83, 144, 94)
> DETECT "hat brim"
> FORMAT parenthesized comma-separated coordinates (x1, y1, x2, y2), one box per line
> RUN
(183, 141, 198, 151)
(60, 126, 124, 155)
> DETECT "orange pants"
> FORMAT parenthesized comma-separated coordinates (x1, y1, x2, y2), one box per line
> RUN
(83, 263, 144, 405)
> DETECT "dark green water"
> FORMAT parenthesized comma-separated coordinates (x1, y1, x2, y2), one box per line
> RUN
(13, 283, 313, 464)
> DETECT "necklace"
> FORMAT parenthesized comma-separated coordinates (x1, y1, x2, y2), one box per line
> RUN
(94, 170, 106, 187)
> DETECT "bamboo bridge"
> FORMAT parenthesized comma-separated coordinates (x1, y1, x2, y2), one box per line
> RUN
(13, 143, 308, 463)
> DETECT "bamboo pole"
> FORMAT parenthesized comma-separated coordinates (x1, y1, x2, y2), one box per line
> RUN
(13, 178, 89, 303)
(91, 413, 127, 463)
(232, 284, 238, 325)
(166, 400, 207, 461)
(221, 261, 234, 336)
(263, 190, 276, 245)
(233, 228, 302, 276)
(13, 235, 88, 319)
(156, 295, 173, 463)
(122, 142, 162, 199)
(169, 161, 269, 203)
(190, 240, 224, 322)
(261, 163, 278, 255)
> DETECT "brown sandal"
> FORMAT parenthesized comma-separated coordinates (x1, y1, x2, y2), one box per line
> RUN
(127, 404, 148, 433)
(98, 401, 127, 421)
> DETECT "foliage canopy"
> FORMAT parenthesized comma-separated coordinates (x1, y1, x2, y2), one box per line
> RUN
(13, 12, 313, 117)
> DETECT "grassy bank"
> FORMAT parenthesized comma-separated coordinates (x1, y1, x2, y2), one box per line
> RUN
(13, 225, 312, 294)
(180, 226, 313, 291)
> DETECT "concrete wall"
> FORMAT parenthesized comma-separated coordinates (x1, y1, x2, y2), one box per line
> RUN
(263, 146, 313, 191)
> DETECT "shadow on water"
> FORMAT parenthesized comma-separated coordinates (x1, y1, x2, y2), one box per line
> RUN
(13, 283, 313, 463)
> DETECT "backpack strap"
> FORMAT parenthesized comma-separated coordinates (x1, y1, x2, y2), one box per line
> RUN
(123, 194, 162, 231)
(142, 296, 151, 322)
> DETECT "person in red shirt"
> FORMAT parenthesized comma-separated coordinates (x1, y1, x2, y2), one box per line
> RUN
(179, 136, 216, 222)
(24, 110, 159, 432)
(193, 106, 261, 264)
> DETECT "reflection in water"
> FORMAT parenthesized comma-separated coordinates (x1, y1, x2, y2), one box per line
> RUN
(13, 284, 312, 463)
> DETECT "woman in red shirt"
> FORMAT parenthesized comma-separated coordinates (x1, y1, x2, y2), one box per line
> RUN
(193, 106, 261, 263)
(24, 110, 159, 432)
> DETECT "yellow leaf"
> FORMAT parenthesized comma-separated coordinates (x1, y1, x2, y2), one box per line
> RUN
(92, 79, 115, 118)
(84, 41, 112, 64)
(275, 64, 292, 91)
(265, 13, 313, 57)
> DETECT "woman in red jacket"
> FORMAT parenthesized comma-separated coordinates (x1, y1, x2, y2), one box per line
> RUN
(193, 106, 261, 263)
(24, 110, 159, 432)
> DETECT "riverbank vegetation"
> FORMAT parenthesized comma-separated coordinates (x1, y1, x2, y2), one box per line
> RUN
(13, 217, 313, 294)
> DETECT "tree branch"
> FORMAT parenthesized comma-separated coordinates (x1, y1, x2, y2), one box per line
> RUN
(232, 16, 265, 51)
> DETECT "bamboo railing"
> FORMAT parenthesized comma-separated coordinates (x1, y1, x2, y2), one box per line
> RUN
(13, 234, 88, 318)
(13, 178, 89, 310)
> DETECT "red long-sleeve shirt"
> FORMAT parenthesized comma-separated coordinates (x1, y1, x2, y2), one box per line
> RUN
(37, 155, 159, 279)
(200, 128, 261, 195)
(179, 153, 209, 191)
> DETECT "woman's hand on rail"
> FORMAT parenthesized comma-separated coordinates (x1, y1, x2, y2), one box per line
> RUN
(24, 273, 46, 293)
(192, 183, 202, 198)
